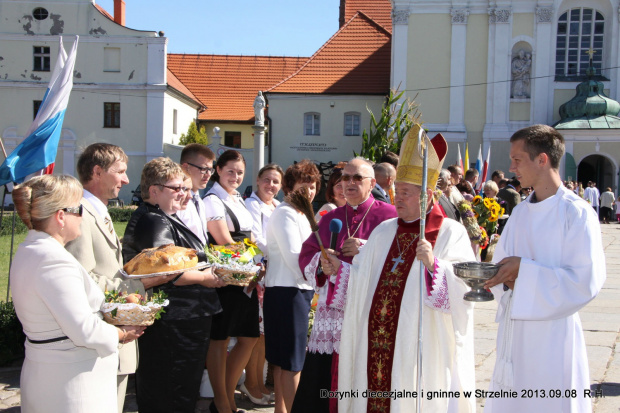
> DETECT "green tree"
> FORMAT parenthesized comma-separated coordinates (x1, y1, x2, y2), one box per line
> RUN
(354, 89, 421, 163)
(178, 122, 208, 145)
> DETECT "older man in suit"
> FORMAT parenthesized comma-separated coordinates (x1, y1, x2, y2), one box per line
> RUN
(65, 143, 171, 412)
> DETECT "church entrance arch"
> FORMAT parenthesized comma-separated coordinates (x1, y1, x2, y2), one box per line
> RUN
(577, 154, 616, 191)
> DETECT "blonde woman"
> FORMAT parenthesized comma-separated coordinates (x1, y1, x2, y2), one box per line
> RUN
(11, 175, 144, 413)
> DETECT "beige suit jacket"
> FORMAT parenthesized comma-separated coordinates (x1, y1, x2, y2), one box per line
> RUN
(65, 198, 144, 374)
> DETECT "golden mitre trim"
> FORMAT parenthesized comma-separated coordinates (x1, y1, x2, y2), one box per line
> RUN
(395, 124, 444, 188)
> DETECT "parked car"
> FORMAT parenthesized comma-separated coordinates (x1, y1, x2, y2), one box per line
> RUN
(131, 185, 143, 206)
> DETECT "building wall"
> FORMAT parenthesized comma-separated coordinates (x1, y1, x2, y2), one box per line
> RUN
(393, 0, 620, 179)
(265, 94, 385, 170)
(0, 0, 178, 202)
(162, 93, 199, 146)
(202, 123, 256, 150)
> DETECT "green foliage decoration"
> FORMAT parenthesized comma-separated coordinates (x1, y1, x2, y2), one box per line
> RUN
(354, 89, 421, 163)
(178, 122, 208, 146)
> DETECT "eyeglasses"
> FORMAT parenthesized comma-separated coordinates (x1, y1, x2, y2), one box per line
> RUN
(157, 184, 189, 193)
(341, 174, 372, 183)
(187, 162, 215, 175)
(61, 205, 83, 216)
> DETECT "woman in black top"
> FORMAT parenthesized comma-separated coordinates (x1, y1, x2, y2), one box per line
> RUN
(123, 157, 225, 413)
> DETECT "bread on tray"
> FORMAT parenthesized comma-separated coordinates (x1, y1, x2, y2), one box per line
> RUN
(123, 244, 199, 275)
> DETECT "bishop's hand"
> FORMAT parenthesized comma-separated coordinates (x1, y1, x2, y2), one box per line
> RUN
(416, 239, 435, 272)
(484, 256, 520, 290)
(320, 249, 342, 276)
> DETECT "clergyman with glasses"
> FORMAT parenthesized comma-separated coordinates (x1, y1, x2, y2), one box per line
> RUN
(294, 157, 397, 412)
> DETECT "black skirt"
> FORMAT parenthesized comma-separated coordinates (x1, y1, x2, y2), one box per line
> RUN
(263, 286, 313, 372)
(210, 285, 259, 340)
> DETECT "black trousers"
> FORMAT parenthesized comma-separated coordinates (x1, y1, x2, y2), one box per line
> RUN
(136, 316, 212, 413)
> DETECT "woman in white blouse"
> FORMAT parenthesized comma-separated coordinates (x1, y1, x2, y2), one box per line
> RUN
(242, 164, 284, 404)
(10, 175, 144, 413)
(263, 160, 322, 413)
(203, 150, 259, 413)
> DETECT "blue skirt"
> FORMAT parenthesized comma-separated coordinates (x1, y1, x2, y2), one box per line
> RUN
(263, 286, 314, 372)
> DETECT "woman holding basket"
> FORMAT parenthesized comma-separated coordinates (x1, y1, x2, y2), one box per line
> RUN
(10, 175, 144, 413)
(123, 157, 225, 412)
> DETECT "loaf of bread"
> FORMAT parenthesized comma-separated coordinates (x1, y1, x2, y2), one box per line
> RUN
(123, 244, 199, 275)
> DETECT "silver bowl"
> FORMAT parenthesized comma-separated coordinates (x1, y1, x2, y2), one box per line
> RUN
(453, 262, 499, 302)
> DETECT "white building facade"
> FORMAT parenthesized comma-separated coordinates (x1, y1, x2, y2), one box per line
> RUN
(392, 0, 620, 189)
(0, 0, 200, 200)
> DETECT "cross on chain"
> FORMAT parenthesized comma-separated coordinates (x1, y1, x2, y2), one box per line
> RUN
(391, 255, 405, 272)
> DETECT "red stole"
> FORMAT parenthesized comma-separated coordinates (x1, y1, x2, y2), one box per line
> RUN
(366, 206, 444, 413)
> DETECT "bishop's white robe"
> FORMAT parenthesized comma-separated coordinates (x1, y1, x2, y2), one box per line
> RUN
(486, 186, 606, 412)
(338, 218, 476, 413)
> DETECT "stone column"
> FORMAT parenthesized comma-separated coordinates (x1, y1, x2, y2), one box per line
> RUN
(252, 125, 266, 183)
(391, 8, 410, 92)
(448, 8, 469, 132)
(533, 6, 553, 125)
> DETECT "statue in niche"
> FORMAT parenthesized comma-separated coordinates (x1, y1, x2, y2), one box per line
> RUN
(253, 91, 266, 126)
(511, 49, 532, 98)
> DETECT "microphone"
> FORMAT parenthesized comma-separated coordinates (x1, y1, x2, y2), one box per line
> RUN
(329, 218, 343, 250)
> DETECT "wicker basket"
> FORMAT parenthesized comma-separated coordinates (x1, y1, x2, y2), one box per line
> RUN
(101, 302, 168, 326)
(214, 267, 257, 287)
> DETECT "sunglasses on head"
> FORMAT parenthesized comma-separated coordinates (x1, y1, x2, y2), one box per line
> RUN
(157, 184, 189, 193)
(61, 204, 83, 216)
(341, 174, 372, 183)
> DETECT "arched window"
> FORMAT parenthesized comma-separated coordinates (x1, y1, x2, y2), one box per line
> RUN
(555, 8, 604, 80)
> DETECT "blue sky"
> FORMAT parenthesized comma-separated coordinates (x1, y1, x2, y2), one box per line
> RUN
(97, 0, 340, 56)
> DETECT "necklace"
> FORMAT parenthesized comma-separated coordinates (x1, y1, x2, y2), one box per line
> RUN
(345, 199, 375, 239)
(390, 233, 420, 272)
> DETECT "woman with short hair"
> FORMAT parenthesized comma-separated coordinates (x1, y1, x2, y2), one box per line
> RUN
(11, 175, 144, 413)
(123, 157, 225, 413)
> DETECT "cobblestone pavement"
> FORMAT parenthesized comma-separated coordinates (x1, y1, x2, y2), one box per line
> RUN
(1, 225, 619, 412)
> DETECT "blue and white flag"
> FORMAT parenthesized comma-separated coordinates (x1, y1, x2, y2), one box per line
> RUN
(474, 145, 483, 192)
(0, 36, 79, 186)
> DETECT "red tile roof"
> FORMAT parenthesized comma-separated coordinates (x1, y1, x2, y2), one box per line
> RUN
(266, 12, 391, 95)
(94, 4, 113, 21)
(166, 69, 204, 108)
(342, 0, 392, 33)
(167, 54, 308, 122)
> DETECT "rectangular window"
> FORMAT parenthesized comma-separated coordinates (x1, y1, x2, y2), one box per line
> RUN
(173, 109, 178, 134)
(33, 46, 50, 72)
(304, 113, 320, 136)
(104, 102, 121, 128)
(33, 100, 42, 120)
(344, 113, 361, 136)
(224, 131, 241, 148)
(103, 47, 121, 72)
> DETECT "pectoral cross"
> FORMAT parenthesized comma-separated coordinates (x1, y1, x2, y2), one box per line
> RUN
(391, 255, 404, 272)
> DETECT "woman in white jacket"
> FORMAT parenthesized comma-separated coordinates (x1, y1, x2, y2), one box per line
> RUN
(10, 175, 144, 413)
(263, 160, 322, 413)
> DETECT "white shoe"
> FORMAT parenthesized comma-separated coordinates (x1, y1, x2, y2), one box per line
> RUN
(239, 383, 270, 405)
(263, 391, 275, 402)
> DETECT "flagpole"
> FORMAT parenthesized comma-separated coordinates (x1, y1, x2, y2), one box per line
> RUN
(0, 136, 14, 302)
(416, 130, 429, 413)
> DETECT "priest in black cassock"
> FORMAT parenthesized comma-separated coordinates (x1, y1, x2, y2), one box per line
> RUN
(324, 126, 477, 413)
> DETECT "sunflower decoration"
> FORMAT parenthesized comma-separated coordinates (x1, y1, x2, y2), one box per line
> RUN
(471, 196, 505, 239)
(457, 200, 488, 247)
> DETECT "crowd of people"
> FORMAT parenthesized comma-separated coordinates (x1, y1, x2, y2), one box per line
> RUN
(8, 123, 606, 413)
